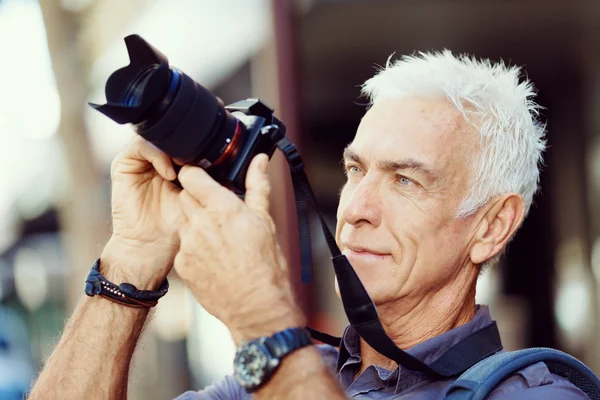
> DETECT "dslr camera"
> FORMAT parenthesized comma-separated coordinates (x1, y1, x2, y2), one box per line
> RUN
(91, 34, 286, 193)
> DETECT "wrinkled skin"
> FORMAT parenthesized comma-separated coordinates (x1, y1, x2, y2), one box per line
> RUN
(336, 97, 480, 310)
(335, 97, 523, 356)
(102, 135, 183, 287)
(174, 155, 304, 343)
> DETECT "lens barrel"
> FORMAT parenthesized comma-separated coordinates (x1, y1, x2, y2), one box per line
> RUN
(90, 34, 240, 166)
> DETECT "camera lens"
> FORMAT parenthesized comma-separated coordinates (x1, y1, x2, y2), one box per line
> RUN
(123, 65, 160, 107)
(91, 35, 241, 167)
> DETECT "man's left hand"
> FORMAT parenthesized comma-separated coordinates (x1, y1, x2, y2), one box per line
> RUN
(175, 154, 305, 343)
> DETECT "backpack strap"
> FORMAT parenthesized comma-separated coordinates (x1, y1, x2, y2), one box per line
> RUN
(445, 347, 600, 400)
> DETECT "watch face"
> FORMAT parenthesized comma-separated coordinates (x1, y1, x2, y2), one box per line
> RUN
(233, 342, 270, 390)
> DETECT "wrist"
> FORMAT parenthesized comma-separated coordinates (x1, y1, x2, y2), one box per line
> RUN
(229, 301, 306, 345)
(101, 237, 174, 290)
(82, 288, 150, 318)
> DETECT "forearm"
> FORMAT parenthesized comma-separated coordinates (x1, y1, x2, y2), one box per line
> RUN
(29, 295, 148, 400)
(254, 346, 346, 400)
(29, 246, 166, 400)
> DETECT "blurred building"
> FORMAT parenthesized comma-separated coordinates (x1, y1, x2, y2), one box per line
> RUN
(0, 0, 599, 398)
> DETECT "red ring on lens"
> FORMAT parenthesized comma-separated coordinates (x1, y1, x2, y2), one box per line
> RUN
(209, 120, 242, 169)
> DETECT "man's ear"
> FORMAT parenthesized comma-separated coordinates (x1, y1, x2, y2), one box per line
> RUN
(470, 194, 525, 265)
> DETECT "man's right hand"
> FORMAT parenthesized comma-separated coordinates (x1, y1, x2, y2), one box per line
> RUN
(101, 135, 183, 289)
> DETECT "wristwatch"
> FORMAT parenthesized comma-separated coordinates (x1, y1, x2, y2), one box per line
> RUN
(233, 327, 313, 392)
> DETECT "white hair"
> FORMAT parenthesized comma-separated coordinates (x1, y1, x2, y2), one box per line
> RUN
(361, 50, 547, 220)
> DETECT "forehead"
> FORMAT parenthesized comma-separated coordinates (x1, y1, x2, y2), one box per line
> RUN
(351, 97, 478, 176)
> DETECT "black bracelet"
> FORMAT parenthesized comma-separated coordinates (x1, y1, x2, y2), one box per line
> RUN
(84, 259, 169, 308)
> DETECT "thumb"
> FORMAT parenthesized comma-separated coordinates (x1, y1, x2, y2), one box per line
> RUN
(245, 153, 270, 214)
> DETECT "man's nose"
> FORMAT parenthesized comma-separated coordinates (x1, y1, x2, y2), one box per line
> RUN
(342, 176, 382, 228)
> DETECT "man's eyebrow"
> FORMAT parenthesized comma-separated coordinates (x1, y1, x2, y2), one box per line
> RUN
(377, 158, 432, 174)
(343, 146, 436, 180)
(342, 147, 362, 164)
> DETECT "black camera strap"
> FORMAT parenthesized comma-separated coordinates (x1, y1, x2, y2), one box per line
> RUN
(275, 135, 503, 378)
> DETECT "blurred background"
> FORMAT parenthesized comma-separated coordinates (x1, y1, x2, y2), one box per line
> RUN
(0, 0, 599, 398)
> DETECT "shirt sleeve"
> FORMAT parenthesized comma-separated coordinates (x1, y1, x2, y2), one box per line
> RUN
(487, 362, 589, 400)
(172, 344, 340, 400)
(172, 375, 251, 400)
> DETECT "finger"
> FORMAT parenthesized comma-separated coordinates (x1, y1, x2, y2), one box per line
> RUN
(179, 190, 202, 219)
(178, 165, 239, 208)
(172, 157, 187, 166)
(135, 139, 177, 181)
(244, 153, 270, 214)
(116, 136, 177, 181)
(178, 192, 215, 250)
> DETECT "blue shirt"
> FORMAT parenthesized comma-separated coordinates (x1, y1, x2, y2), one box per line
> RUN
(175, 306, 589, 399)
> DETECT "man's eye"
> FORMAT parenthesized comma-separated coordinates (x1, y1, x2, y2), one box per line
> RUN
(397, 176, 415, 186)
(345, 165, 362, 175)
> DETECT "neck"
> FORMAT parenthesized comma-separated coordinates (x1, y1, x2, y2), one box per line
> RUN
(357, 267, 478, 374)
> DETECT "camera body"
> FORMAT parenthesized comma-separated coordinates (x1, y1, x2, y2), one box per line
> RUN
(90, 35, 286, 194)
(216, 100, 285, 193)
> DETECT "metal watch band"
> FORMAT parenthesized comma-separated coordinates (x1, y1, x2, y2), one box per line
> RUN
(84, 258, 169, 308)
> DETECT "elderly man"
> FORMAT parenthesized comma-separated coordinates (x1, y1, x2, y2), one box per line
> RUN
(29, 51, 589, 399)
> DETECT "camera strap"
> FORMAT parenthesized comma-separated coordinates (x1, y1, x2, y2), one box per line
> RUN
(275, 136, 503, 378)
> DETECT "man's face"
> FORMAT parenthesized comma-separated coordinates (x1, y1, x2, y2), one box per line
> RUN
(335, 97, 481, 307)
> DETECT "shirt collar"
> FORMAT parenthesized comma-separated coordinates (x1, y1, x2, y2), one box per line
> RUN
(336, 305, 497, 391)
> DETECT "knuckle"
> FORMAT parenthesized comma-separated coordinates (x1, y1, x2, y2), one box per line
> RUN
(110, 154, 126, 178)
(110, 157, 120, 176)
(261, 182, 271, 199)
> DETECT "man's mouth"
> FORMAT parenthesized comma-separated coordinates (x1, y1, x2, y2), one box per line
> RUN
(342, 244, 391, 262)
